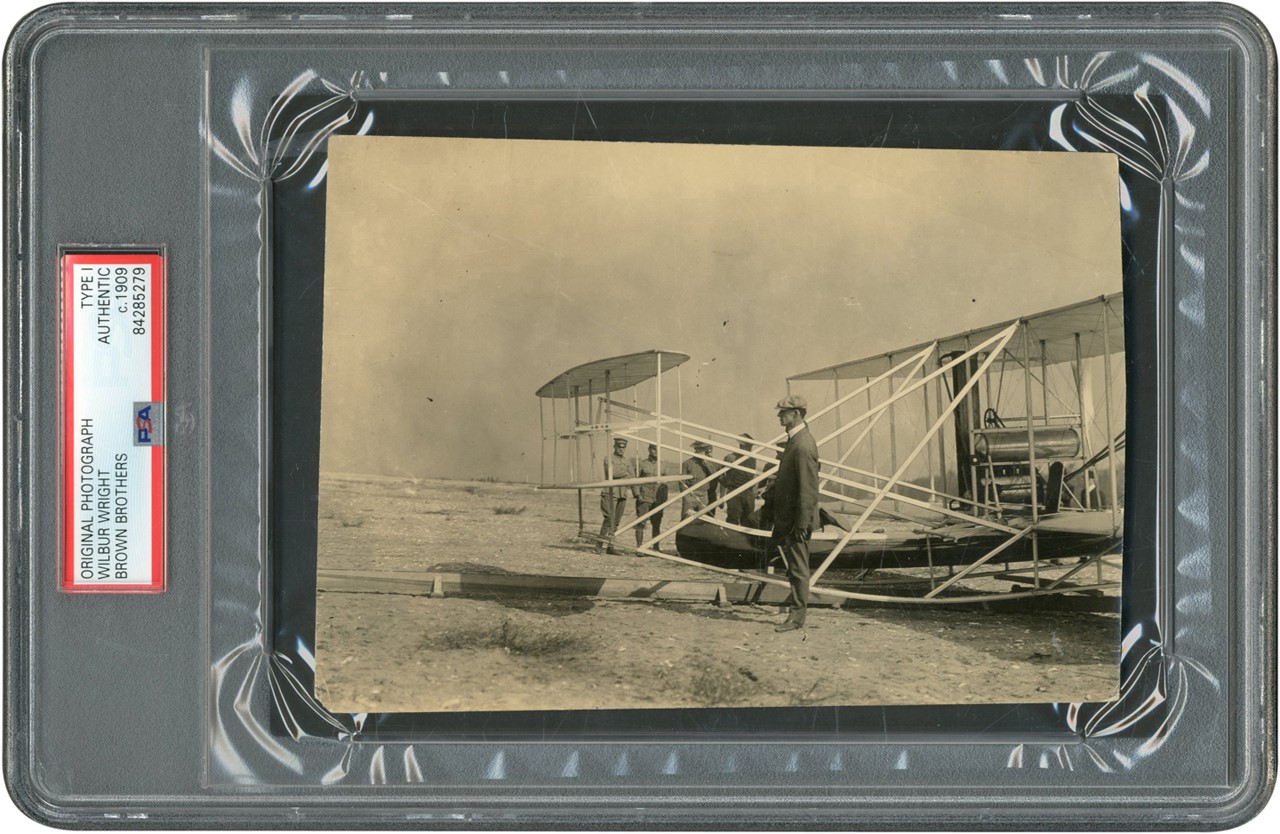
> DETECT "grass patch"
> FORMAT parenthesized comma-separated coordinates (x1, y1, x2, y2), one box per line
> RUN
(493, 505, 527, 515)
(478, 476, 501, 483)
(689, 664, 759, 706)
(462, 485, 480, 495)
(338, 516, 365, 528)
(425, 618, 588, 657)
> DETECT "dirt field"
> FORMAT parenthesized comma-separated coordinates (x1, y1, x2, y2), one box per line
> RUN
(314, 473, 1121, 713)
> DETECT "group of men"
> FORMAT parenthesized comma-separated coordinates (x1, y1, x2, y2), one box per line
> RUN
(595, 440, 668, 554)
(595, 394, 820, 632)
(677, 434, 757, 524)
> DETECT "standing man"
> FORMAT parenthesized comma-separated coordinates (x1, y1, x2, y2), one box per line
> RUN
(721, 433, 758, 526)
(635, 443, 666, 551)
(597, 437, 638, 555)
(771, 395, 820, 632)
(681, 440, 717, 519)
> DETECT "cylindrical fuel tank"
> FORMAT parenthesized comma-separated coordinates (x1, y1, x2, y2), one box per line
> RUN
(972, 426, 1081, 462)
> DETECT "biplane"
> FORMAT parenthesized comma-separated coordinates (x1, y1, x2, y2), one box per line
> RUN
(536, 293, 1124, 606)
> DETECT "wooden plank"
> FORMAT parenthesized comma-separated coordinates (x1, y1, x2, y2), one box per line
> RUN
(317, 568, 844, 606)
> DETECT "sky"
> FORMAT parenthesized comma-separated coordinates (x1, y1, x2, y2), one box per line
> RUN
(319, 136, 1121, 483)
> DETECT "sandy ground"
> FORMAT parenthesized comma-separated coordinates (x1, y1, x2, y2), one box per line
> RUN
(314, 473, 1120, 713)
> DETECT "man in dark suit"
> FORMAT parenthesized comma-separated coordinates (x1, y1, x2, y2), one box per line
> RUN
(771, 395, 821, 632)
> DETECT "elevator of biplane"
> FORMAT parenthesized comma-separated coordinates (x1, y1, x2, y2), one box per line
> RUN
(534, 349, 694, 536)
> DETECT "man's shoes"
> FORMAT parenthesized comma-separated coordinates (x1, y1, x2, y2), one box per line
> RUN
(774, 620, 804, 633)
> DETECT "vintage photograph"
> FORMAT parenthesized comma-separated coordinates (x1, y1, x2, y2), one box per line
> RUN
(314, 135, 1125, 713)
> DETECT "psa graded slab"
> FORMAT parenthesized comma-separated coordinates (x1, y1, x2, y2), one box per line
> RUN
(4, 3, 1275, 830)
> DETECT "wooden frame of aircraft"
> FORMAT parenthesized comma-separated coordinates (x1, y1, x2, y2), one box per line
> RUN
(536, 294, 1124, 606)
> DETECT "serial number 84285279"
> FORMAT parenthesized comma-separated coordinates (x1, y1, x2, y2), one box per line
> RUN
(109, 266, 149, 336)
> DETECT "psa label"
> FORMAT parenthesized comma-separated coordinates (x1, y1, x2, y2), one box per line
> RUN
(61, 250, 166, 593)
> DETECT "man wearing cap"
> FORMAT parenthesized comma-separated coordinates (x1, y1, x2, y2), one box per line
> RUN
(597, 437, 638, 555)
(771, 395, 821, 632)
(720, 434, 759, 526)
(635, 443, 667, 550)
(681, 440, 718, 519)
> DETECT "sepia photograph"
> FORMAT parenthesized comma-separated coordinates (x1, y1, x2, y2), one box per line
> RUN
(313, 135, 1125, 713)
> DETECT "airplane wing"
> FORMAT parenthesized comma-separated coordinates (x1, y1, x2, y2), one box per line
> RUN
(535, 349, 691, 398)
(787, 292, 1123, 382)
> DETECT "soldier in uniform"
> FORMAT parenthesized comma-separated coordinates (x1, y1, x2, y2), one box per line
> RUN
(720, 433, 758, 526)
(597, 437, 637, 554)
(635, 443, 666, 551)
(681, 440, 717, 519)
(770, 395, 821, 632)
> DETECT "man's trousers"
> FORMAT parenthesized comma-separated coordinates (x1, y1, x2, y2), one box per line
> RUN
(777, 535, 811, 622)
